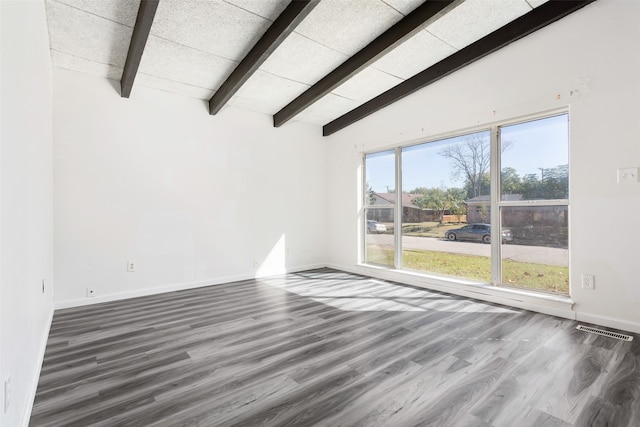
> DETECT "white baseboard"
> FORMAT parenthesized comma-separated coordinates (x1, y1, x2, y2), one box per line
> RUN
(20, 305, 54, 427)
(54, 263, 325, 310)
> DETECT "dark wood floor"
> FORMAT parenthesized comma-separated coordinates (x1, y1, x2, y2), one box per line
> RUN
(30, 268, 640, 426)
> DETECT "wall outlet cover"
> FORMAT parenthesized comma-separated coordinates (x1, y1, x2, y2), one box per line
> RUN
(618, 167, 639, 183)
(582, 274, 595, 290)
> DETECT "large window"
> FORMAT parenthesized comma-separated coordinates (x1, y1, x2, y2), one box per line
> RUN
(364, 150, 395, 267)
(498, 114, 569, 294)
(401, 131, 492, 282)
(362, 112, 570, 296)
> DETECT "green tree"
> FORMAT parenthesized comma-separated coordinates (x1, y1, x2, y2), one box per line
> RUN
(448, 188, 468, 223)
(521, 173, 541, 199)
(500, 167, 522, 195)
(414, 187, 466, 224)
(520, 164, 568, 200)
(541, 164, 568, 199)
(365, 182, 376, 205)
(408, 187, 429, 195)
(463, 172, 490, 200)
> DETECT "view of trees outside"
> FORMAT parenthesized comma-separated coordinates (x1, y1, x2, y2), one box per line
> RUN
(364, 114, 570, 295)
(499, 115, 569, 294)
(400, 131, 492, 282)
(438, 133, 494, 199)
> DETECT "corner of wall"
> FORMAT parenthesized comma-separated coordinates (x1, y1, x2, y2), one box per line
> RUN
(1, 1, 55, 426)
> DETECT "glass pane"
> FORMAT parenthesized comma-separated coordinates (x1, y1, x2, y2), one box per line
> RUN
(500, 114, 569, 201)
(364, 151, 395, 267)
(500, 205, 569, 295)
(400, 131, 491, 282)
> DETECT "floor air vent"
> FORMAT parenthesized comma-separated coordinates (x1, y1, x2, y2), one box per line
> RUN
(576, 325, 633, 341)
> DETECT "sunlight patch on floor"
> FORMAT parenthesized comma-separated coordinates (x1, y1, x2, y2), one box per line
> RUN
(263, 274, 520, 314)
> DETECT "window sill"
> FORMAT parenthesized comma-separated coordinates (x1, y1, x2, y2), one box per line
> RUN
(350, 263, 575, 319)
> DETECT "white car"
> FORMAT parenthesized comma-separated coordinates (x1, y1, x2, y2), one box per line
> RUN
(367, 220, 387, 234)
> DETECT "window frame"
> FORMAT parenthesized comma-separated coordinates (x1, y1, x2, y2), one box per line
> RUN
(493, 113, 570, 291)
(361, 109, 570, 295)
(362, 149, 397, 268)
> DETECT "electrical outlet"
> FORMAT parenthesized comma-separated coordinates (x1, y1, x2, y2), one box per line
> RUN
(582, 274, 595, 290)
(86, 287, 96, 297)
(4, 376, 10, 414)
(618, 167, 639, 183)
(127, 261, 136, 272)
(253, 260, 259, 268)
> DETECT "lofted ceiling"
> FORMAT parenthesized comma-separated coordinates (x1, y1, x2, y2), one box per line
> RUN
(44, 0, 594, 135)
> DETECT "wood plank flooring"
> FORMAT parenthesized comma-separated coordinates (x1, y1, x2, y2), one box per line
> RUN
(30, 268, 640, 426)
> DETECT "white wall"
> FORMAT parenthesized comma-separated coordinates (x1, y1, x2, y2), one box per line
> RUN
(326, 0, 640, 333)
(0, 1, 55, 426)
(53, 69, 327, 306)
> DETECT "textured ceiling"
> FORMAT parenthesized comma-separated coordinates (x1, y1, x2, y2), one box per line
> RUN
(45, 0, 549, 126)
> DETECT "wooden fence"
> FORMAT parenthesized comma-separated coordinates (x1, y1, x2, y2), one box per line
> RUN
(442, 215, 467, 223)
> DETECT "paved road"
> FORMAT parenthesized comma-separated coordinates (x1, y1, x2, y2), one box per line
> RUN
(367, 234, 568, 266)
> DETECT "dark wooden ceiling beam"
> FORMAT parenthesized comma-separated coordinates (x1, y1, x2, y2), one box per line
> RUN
(273, 0, 463, 128)
(209, 0, 320, 115)
(121, 0, 159, 98)
(322, 0, 596, 136)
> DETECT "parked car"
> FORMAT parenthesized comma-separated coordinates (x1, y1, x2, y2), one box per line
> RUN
(367, 220, 387, 234)
(445, 224, 512, 244)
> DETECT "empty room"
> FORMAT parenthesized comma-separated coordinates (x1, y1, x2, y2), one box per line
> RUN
(2, 0, 639, 426)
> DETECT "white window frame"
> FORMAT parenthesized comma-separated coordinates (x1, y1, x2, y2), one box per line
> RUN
(361, 109, 570, 295)
(362, 151, 396, 267)
(493, 112, 570, 291)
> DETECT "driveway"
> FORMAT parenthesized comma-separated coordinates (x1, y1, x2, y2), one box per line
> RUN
(367, 234, 568, 267)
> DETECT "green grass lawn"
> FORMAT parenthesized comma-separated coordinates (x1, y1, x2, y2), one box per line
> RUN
(366, 247, 569, 295)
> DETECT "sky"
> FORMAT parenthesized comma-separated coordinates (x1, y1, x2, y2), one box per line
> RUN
(366, 114, 569, 193)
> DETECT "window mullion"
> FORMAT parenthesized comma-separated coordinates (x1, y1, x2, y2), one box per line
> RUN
(362, 155, 366, 264)
(394, 147, 402, 270)
(490, 126, 501, 285)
